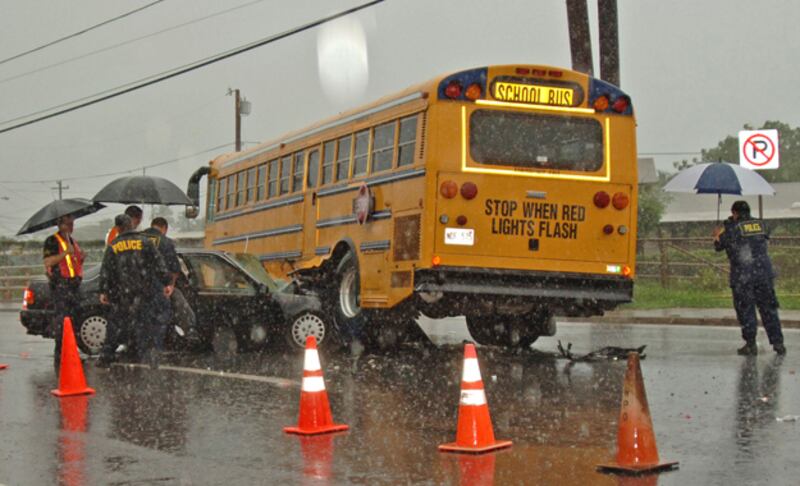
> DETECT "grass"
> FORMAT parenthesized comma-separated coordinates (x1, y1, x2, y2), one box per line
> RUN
(625, 280, 800, 310)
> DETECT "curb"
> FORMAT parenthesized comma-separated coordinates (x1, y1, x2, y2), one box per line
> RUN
(562, 316, 800, 329)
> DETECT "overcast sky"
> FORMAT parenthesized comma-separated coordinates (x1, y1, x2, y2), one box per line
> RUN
(1, 0, 799, 237)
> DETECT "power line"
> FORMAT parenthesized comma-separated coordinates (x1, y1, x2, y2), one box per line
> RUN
(0, 0, 166, 66)
(0, 0, 268, 86)
(0, 0, 385, 135)
(0, 142, 233, 184)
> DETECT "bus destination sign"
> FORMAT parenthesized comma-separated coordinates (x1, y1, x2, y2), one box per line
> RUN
(492, 81, 574, 107)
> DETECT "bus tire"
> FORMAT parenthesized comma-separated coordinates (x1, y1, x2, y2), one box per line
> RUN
(326, 252, 371, 349)
(465, 313, 541, 349)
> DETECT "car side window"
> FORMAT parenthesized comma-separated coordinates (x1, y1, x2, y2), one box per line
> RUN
(184, 254, 255, 293)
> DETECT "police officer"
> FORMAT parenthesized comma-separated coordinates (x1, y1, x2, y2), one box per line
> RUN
(105, 205, 143, 246)
(98, 214, 173, 368)
(714, 201, 786, 355)
(142, 217, 198, 343)
(42, 214, 85, 371)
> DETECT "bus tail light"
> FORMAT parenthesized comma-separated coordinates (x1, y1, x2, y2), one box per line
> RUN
(460, 182, 478, 200)
(440, 180, 458, 198)
(432, 255, 442, 267)
(612, 96, 630, 113)
(548, 70, 563, 77)
(456, 215, 468, 226)
(593, 95, 609, 111)
(465, 83, 482, 101)
(445, 81, 462, 99)
(594, 191, 610, 208)
(618, 225, 628, 235)
(602, 224, 614, 235)
(516, 67, 531, 75)
(612, 192, 629, 210)
(622, 265, 632, 278)
(22, 287, 34, 309)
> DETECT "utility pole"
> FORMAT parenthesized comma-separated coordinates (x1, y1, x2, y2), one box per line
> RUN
(598, 0, 620, 86)
(228, 88, 251, 152)
(51, 180, 68, 200)
(234, 88, 241, 152)
(565, 0, 593, 76)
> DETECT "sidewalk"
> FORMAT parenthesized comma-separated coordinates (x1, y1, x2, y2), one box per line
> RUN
(564, 307, 800, 328)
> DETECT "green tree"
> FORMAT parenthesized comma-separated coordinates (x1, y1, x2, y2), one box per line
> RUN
(698, 121, 800, 182)
(637, 171, 672, 236)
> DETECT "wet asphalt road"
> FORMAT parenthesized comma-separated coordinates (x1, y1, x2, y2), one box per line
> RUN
(1, 310, 799, 486)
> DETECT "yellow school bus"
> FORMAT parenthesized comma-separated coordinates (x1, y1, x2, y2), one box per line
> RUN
(187, 64, 637, 348)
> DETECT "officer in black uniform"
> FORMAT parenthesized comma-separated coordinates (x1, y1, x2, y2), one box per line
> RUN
(714, 201, 786, 355)
(98, 214, 173, 368)
(142, 217, 198, 343)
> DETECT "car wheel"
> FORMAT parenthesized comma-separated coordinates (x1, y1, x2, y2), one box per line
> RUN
(76, 312, 108, 355)
(286, 311, 332, 351)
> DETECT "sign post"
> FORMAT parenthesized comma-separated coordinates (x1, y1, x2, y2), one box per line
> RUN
(738, 129, 780, 219)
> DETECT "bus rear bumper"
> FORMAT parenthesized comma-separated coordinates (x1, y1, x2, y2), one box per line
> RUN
(414, 266, 632, 317)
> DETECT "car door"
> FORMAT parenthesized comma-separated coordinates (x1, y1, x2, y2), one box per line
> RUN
(180, 253, 262, 339)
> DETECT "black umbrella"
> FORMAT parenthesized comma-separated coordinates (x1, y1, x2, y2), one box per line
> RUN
(92, 175, 193, 205)
(16, 198, 105, 235)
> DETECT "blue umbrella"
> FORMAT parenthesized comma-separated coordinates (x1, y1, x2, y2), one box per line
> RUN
(663, 161, 775, 220)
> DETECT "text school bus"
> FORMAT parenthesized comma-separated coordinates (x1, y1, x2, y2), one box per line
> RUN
(187, 64, 638, 349)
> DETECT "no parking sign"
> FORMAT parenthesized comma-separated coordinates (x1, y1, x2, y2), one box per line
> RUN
(738, 129, 780, 170)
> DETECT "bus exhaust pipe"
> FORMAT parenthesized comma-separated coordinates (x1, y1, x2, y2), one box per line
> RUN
(186, 166, 211, 219)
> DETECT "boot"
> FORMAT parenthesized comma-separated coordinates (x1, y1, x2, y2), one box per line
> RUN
(774, 343, 787, 356)
(737, 341, 757, 356)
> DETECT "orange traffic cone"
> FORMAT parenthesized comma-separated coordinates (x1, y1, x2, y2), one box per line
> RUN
(597, 352, 678, 474)
(439, 343, 512, 454)
(284, 336, 348, 436)
(51, 317, 95, 397)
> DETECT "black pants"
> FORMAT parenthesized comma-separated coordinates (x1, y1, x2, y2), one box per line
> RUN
(52, 285, 81, 367)
(732, 278, 784, 345)
(101, 295, 170, 361)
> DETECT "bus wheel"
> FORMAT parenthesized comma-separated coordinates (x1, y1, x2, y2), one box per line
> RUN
(327, 252, 370, 348)
(465, 314, 540, 349)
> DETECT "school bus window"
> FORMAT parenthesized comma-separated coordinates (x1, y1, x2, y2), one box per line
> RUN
(397, 115, 417, 167)
(307, 149, 320, 188)
(353, 129, 370, 177)
(292, 151, 305, 193)
(335, 135, 352, 182)
(321, 141, 335, 185)
(216, 177, 226, 212)
(469, 110, 603, 172)
(256, 164, 266, 200)
(246, 167, 257, 202)
(207, 178, 217, 221)
(267, 159, 278, 198)
(226, 175, 235, 209)
(236, 171, 246, 206)
(280, 155, 291, 194)
(371, 122, 395, 173)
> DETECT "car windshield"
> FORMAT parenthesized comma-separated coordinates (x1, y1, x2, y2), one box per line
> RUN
(231, 253, 286, 292)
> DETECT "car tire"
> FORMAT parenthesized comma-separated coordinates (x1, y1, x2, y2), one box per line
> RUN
(76, 310, 108, 355)
(285, 311, 334, 351)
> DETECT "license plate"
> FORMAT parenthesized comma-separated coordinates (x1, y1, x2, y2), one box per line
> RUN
(444, 228, 475, 246)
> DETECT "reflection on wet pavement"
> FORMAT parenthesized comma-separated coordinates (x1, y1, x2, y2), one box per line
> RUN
(1, 315, 799, 485)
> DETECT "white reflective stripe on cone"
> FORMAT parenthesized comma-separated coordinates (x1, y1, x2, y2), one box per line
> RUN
(462, 358, 482, 383)
(302, 376, 326, 392)
(304, 349, 321, 372)
(460, 389, 487, 406)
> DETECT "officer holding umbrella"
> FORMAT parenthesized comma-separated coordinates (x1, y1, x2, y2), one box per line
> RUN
(664, 161, 784, 355)
(17, 197, 105, 371)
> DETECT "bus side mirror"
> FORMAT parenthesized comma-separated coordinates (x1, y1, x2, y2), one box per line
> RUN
(185, 206, 199, 219)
